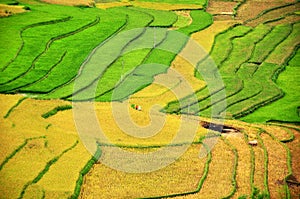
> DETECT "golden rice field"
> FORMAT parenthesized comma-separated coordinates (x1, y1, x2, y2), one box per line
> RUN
(96, 0, 203, 11)
(1, 93, 299, 198)
(0, 95, 92, 198)
(81, 144, 207, 198)
(0, 0, 299, 198)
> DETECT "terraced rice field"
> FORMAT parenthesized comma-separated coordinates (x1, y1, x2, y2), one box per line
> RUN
(0, 0, 299, 198)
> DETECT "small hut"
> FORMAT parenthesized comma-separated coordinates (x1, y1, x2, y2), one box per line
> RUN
(131, 104, 142, 111)
(248, 140, 258, 146)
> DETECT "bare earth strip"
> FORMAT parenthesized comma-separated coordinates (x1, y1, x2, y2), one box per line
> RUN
(261, 133, 288, 199)
(206, 0, 237, 15)
(235, 0, 294, 23)
(267, 14, 300, 26)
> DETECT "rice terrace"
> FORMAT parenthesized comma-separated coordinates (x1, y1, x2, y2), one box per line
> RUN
(0, 0, 299, 198)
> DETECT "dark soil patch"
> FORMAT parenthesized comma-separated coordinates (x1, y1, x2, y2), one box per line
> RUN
(200, 121, 240, 134)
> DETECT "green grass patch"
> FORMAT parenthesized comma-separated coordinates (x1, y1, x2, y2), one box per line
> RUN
(0, 0, 18, 5)
(31, 7, 152, 100)
(0, 4, 128, 94)
(217, 63, 262, 117)
(265, 22, 300, 65)
(192, 77, 243, 116)
(220, 24, 272, 73)
(178, 10, 212, 35)
(0, 4, 212, 102)
(0, 5, 69, 72)
(97, 11, 212, 101)
(231, 63, 283, 119)
(0, 17, 99, 91)
(129, 7, 178, 27)
(173, 11, 190, 28)
(249, 24, 292, 63)
(201, 25, 252, 71)
(19, 9, 128, 94)
(179, 25, 270, 117)
(168, 20, 298, 120)
(242, 48, 300, 123)
(68, 28, 168, 101)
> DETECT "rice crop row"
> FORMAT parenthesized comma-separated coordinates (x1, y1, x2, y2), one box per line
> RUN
(3, 97, 27, 119)
(79, 10, 212, 102)
(249, 24, 292, 63)
(244, 1, 298, 25)
(242, 42, 299, 123)
(265, 22, 300, 65)
(0, 17, 100, 91)
(0, 3, 215, 103)
(0, 8, 98, 84)
(198, 22, 298, 120)
(246, 2, 300, 27)
(256, 130, 270, 197)
(259, 131, 289, 199)
(129, 7, 178, 27)
(0, 135, 46, 171)
(0, 5, 128, 95)
(19, 140, 79, 198)
(41, 105, 72, 119)
(1, 93, 297, 198)
(80, 143, 209, 198)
